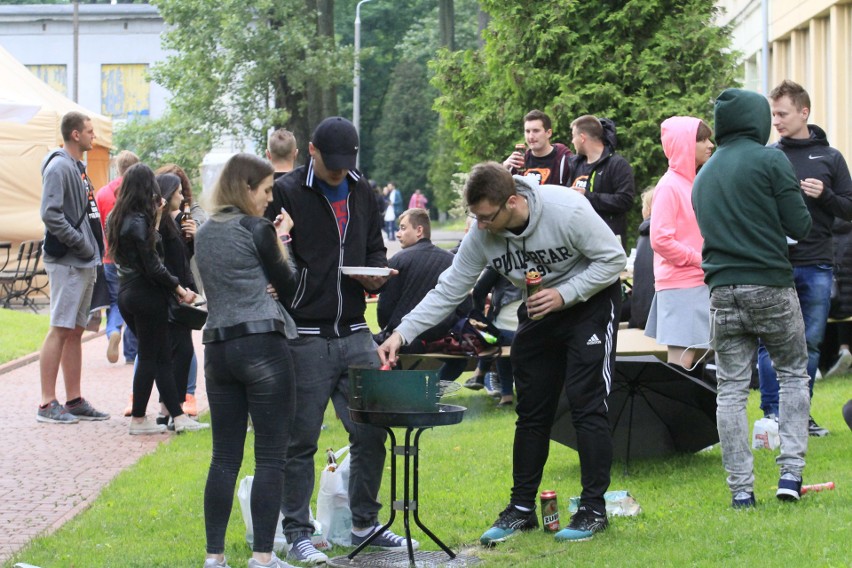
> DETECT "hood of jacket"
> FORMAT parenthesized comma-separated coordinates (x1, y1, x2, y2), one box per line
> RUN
(714, 88, 771, 147)
(661, 116, 700, 183)
(776, 124, 830, 150)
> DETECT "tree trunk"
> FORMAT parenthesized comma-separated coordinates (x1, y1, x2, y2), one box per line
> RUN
(477, 6, 489, 49)
(439, 0, 454, 51)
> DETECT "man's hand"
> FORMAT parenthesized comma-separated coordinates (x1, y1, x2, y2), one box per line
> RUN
(526, 288, 564, 319)
(378, 331, 404, 367)
(502, 151, 524, 171)
(570, 185, 586, 195)
(348, 269, 399, 291)
(801, 177, 824, 198)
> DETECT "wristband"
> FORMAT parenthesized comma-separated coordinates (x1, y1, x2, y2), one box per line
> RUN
(279, 233, 292, 244)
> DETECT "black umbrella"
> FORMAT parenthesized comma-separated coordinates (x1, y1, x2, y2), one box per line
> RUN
(551, 355, 718, 469)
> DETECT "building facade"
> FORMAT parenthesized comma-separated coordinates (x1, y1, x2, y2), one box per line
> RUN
(0, 4, 169, 123)
(717, 0, 852, 156)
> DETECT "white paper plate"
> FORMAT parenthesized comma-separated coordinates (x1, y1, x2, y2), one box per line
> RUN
(341, 266, 392, 276)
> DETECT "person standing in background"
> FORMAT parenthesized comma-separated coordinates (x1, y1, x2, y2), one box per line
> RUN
(96, 150, 140, 365)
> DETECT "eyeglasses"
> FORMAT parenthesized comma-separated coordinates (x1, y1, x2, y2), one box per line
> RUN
(465, 197, 509, 224)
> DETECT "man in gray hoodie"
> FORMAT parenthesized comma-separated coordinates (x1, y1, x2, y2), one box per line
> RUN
(379, 161, 625, 544)
(37, 111, 109, 424)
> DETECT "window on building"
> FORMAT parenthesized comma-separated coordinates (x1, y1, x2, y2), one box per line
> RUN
(26, 64, 68, 96)
(100, 63, 150, 119)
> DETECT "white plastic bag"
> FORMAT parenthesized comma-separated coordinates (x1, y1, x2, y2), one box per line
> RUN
(316, 446, 352, 546)
(237, 476, 327, 553)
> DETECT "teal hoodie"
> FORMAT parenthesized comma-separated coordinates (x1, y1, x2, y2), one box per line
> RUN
(692, 89, 811, 290)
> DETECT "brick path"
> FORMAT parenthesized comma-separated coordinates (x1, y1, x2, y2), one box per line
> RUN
(0, 231, 460, 564)
(0, 329, 207, 564)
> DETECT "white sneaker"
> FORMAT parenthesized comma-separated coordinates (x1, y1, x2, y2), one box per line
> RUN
(174, 415, 211, 433)
(825, 348, 852, 378)
(247, 552, 296, 568)
(129, 416, 167, 435)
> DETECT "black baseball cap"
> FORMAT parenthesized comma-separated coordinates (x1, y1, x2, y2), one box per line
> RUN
(311, 116, 359, 171)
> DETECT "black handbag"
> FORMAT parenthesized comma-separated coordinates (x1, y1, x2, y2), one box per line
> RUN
(167, 296, 208, 330)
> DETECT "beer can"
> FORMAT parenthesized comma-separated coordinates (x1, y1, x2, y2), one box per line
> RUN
(526, 269, 543, 320)
(515, 143, 527, 174)
(540, 490, 559, 531)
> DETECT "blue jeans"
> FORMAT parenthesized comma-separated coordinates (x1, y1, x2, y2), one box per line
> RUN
(711, 285, 810, 494)
(203, 332, 295, 554)
(281, 330, 387, 540)
(758, 264, 832, 416)
(476, 329, 516, 396)
(104, 262, 137, 361)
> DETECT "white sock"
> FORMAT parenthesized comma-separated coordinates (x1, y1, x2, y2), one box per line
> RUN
(514, 504, 532, 512)
(352, 524, 378, 537)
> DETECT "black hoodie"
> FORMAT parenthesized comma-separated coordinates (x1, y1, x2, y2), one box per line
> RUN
(772, 124, 852, 265)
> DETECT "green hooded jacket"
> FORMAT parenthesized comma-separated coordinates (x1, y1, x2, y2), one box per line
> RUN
(692, 88, 812, 290)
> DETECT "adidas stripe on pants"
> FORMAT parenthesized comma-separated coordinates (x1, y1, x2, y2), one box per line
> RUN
(508, 280, 620, 513)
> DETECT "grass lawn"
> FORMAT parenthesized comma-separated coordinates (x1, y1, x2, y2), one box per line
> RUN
(0, 308, 49, 364)
(5, 304, 852, 567)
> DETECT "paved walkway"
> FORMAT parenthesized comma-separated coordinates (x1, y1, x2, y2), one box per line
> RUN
(0, 329, 208, 564)
(0, 230, 464, 564)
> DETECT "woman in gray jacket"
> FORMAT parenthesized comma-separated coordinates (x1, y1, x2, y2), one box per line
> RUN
(195, 153, 298, 568)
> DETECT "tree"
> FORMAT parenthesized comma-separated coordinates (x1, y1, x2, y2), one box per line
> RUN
(150, 0, 350, 159)
(366, 0, 479, 209)
(112, 111, 211, 191)
(431, 0, 741, 237)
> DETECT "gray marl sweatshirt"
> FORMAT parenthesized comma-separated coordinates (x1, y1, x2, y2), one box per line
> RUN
(395, 177, 626, 343)
(39, 148, 100, 266)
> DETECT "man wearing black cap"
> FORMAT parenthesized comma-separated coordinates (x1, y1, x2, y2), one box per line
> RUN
(271, 116, 413, 564)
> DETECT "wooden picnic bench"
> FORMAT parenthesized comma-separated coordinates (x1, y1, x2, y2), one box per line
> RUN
(398, 327, 667, 370)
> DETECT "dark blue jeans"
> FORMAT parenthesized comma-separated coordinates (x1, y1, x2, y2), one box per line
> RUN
(476, 329, 516, 396)
(758, 264, 832, 416)
(281, 330, 386, 540)
(104, 262, 137, 360)
(203, 332, 296, 555)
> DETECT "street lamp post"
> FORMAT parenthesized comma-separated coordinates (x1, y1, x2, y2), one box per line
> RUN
(353, 0, 373, 170)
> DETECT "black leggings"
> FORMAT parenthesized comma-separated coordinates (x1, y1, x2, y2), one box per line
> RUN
(118, 278, 184, 418)
(203, 332, 296, 554)
(168, 323, 194, 401)
(509, 281, 621, 512)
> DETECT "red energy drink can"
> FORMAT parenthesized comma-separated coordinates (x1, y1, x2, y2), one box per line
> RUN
(526, 269, 543, 320)
(515, 143, 527, 174)
(540, 490, 559, 531)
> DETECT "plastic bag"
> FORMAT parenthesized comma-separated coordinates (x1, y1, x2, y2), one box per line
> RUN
(316, 446, 352, 546)
(752, 417, 780, 450)
(237, 476, 327, 553)
(568, 490, 642, 517)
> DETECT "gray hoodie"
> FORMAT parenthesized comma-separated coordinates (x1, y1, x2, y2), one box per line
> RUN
(39, 148, 100, 267)
(395, 177, 626, 343)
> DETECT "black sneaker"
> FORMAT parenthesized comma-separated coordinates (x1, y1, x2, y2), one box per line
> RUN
(464, 375, 485, 390)
(479, 504, 538, 545)
(731, 491, 756, 509)
(776, 473, 802, 501)
(808, 416, 829, 437)
(554, 505, 608, 541)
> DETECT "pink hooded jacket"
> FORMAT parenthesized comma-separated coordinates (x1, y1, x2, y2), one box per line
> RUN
(650, 116, 706, 290)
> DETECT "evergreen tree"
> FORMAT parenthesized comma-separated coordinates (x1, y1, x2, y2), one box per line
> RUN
(431, 0, 740, 236)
